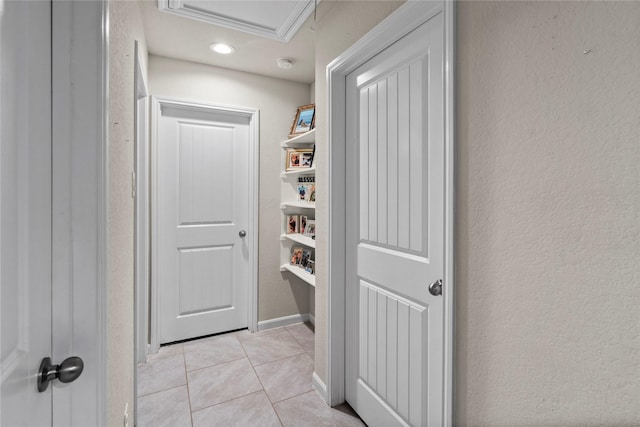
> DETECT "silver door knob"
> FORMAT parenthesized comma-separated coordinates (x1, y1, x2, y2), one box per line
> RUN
(428, 279, 443, 296)
(37, 356, 84, 392)
(239, 230, 247, 237)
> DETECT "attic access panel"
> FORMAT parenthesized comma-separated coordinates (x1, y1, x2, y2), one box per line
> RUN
(158, 0, 317, 42)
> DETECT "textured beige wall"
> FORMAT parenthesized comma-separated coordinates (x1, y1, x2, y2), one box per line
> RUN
(148, 55, 312, 322)
(107, 1, 147, 425)
(313, 0, 404, 384)
(455, 1, 640, 425)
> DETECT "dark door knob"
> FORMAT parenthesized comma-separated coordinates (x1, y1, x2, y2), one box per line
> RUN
(37, 356, 84, 392)
(428, 279, 443, 296)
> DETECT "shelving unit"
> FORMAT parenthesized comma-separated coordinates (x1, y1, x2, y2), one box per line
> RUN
(280, 264, 316, 287)
(281, 166, 316, 178)
(280, 129, 316, 287)
(282, 233, 315, 248)
(281, 201, 316, 209)
(280, 128, 315, 147)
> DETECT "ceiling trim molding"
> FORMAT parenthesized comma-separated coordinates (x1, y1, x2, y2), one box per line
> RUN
(157, 0, 317, 42)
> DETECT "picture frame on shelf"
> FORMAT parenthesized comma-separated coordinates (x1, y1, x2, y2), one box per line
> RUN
(289, 104, 315, 138)
(304, 220, 316, 238)
(301, 151, 314, 167)
(297, 183, 308, 201)
(299, 215, 307, 235)
(306, 184, 316, 202)
(286, 215, 298, 234)
(300, 249, 312, 269)
(290, 247, 303, 265)
(286, 148, 314, 171)
(309, 144, 315, 167)
(305, 260, 315, 275)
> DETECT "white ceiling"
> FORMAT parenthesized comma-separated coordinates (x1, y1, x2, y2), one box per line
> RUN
(141, 0, 317, 84)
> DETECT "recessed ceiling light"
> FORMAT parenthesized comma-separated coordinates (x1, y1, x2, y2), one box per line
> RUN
(277, 58, 294, 69)
(210, 43, 235, 55)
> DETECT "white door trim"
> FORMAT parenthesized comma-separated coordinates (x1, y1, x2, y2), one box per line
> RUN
(134, 41, 149, 365)
(326, 1, 455, 424)
(150, 96, 259, 353)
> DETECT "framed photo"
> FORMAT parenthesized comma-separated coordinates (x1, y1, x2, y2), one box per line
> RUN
(286, 215, 298, 234)
(300, 249, 312, 268)
(290, 247, 303, 265)
(299, 215, 308, 235)
(309, 144, 315, 167)
(305, 259, 315, 275)
(306, 184, 316, 202)
(297, 183, 308, 201)
(286, 148, 313, 171)
(304, 220, 316, 238)
(301, 151, 314, 167)
(289, 104, 315, 138)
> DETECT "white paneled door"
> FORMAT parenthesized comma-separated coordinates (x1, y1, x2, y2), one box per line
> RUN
(156, 103, 251, 343)
(1, 1, 52, 424)
(345, 10, 446, 427)
(2, 1, 105, 425)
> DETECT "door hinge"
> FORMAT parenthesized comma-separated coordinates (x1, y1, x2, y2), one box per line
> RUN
(131, 171, 136, 199)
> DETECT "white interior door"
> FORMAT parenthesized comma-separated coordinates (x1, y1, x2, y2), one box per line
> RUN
(1, 1, 52, 424)
(345, 11, 445, 427)
(156, 103, 251, 343)
(2, 1, 106, 425)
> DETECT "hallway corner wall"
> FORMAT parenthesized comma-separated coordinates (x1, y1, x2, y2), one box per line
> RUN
(107, 1, 148, 425)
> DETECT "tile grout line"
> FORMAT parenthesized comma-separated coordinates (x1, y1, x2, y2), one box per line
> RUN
(242, 328, 309, 368)
(136, 383, 187, 400)
(272, 389, 318, 407)
(185, 337, 263, 413)
(184, 355, 248, 375)
(137, 352, 188, 398)
(239, 335, 285, 426)
(182, 352, 195, 427)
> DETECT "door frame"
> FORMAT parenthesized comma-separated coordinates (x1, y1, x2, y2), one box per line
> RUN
(134, 41, 149, 365)
(326, 0, 455, 422)
(149, 96, 260, 353)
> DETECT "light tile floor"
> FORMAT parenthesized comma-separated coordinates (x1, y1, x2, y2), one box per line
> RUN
(137, 323, 365, 427)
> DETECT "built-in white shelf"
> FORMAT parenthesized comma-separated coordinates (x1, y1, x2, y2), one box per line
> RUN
(281, 166, 316, 178)
(280, 127, 316, 289)
(280, 264, 316, 287)
(281, 201, 316, 209)
(281, 129, 316, 147)
(282, 233, 316, 248)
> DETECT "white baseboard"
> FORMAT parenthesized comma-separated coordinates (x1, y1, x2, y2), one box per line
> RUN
(257, 313, 310, 331)
(308, 313, 315, 326)
(312, 371, 328, 403)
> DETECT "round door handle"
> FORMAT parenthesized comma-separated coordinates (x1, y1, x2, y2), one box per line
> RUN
(428, 279, 443, 296)
(37, 356, 84, 392)
(239, 230, 247, 237)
